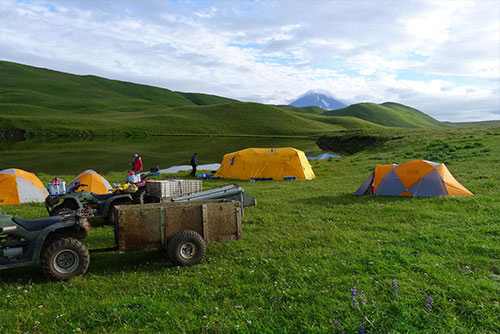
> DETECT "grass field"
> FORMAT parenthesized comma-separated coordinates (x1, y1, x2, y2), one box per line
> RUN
(1, 126, 499, 333)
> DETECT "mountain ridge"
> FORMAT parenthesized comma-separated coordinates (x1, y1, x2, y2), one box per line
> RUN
(290, 90, 347, 110)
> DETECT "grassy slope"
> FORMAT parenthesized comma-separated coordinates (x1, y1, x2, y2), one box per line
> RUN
(324, 102, 446, 128)
(0, 101, 341, 137)
(1, 126, 499, 333)
(0, 61, 361, 137)
(277, 105, 327, 115)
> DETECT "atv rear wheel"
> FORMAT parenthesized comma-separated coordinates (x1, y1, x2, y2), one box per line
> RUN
(41, 237, 89, 281)
(167, 230, 206, 266)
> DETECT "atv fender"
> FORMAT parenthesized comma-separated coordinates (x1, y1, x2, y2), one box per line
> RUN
(101, 194, 133, 217)
(46, 196, 83, 215)
(0, 220, 81, 270)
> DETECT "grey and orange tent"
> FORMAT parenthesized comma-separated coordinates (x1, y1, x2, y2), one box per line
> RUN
(0, 168, 48, 205)
(355, 160, 472, 197)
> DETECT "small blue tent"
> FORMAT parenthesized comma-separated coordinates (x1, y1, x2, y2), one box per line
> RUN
(307, 153, 342, 160)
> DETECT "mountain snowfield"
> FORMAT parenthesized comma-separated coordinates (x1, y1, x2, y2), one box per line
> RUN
(290, 89, 347, 110)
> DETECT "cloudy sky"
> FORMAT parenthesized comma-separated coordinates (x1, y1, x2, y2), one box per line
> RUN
(1, 0, 499, 121)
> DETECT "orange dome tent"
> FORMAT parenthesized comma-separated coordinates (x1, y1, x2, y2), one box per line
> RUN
(67, 169, 111, 194)
(0, 168, 48, 205)
(355, 160, 472, 197)
(215, 147, 315, 181)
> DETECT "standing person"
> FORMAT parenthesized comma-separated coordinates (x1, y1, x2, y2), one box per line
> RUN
(190, 153, 198, 177)
(130, 154, 143, 174)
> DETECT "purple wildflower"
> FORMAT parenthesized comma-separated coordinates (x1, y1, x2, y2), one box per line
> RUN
(332, 319, 341, 329)
(392, 279, 400, 296)
(425, 296, 433, 312)
(350, 287, 359, 306)
(358, 325, 366, 334)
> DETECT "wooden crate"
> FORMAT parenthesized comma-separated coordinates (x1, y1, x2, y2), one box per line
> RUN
(115, 200, 242, 252)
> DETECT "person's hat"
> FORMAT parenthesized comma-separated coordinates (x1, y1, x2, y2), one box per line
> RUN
(134, 154, 139, 157)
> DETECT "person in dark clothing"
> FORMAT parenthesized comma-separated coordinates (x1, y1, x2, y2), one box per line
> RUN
(190, 153, 198, 177)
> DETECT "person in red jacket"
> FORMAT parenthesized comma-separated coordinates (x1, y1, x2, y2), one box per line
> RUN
(130, 154, 143, 174)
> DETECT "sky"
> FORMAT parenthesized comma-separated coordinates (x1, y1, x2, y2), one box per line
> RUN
(1, 0, 499, 122)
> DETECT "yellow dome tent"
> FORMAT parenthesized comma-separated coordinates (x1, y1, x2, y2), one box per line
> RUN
(0, 168, 48, 205)
(67, 169, 112, 194)
(355, 160, 472, 197)
(215, 147, 315, 181)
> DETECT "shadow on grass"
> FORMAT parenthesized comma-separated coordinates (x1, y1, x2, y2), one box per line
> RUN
(296, 192, 411, 206)
(0, 250, 174, 284)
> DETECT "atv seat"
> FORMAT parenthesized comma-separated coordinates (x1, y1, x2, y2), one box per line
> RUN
(91, 193, 116, 201)
(12, 216, 64, 232)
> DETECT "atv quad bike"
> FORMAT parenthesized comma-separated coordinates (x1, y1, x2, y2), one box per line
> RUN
(45, 182, 134, 222)
(0, 208, 93, 280)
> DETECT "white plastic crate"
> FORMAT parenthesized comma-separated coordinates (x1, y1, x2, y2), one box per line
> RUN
(48, 182, 66, 195)
(126, 174, 141, 183)
(146, 180, 202, 199)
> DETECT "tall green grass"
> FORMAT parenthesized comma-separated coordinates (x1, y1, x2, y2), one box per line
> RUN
(1, 126, 499, 333)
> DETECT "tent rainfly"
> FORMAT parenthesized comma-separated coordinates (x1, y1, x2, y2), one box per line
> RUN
(0, 168, 48, 205)
(67, 169, 112, 194)
(215, 147, 315, 180)
(355, 160, 473, 197)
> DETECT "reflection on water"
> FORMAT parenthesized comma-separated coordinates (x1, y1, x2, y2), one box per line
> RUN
(0, 136, 324, 174)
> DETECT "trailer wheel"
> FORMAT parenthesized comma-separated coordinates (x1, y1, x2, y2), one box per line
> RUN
(41, 237, 90, 281)
(167, 230, 206, 266)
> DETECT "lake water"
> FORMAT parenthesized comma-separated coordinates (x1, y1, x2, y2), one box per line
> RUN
(0, 136, 325, 175)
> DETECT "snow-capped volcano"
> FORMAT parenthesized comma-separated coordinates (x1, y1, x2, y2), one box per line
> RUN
(290, 90, 347, 110)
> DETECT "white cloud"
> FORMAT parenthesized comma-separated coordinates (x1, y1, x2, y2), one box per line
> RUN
(0, 0, 498, 121)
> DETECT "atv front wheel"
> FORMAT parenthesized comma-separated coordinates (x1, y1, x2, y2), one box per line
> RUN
(167, 230, 206, 266)
(41, 237, 90, 281)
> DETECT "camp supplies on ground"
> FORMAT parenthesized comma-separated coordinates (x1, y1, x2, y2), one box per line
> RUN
(215, 147, 315, 181)
(0, 168, 48, 205)
(355, 160, 473, 197)
(146, 179, 202, 201)
(67, 169, 112, 194)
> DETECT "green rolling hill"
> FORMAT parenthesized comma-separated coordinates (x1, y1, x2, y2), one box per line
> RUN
(323, 102, 446, 128)
(0, 61, 381, 138)
(3, 60, 481, 139)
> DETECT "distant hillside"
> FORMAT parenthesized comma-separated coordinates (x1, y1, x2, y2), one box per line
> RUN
(290, 90, 347, 110)
(1, 61, 353, 137)
(277, 105, 327, 115)
(324, 102, 446, 128)
(0, 60, 235, 112)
